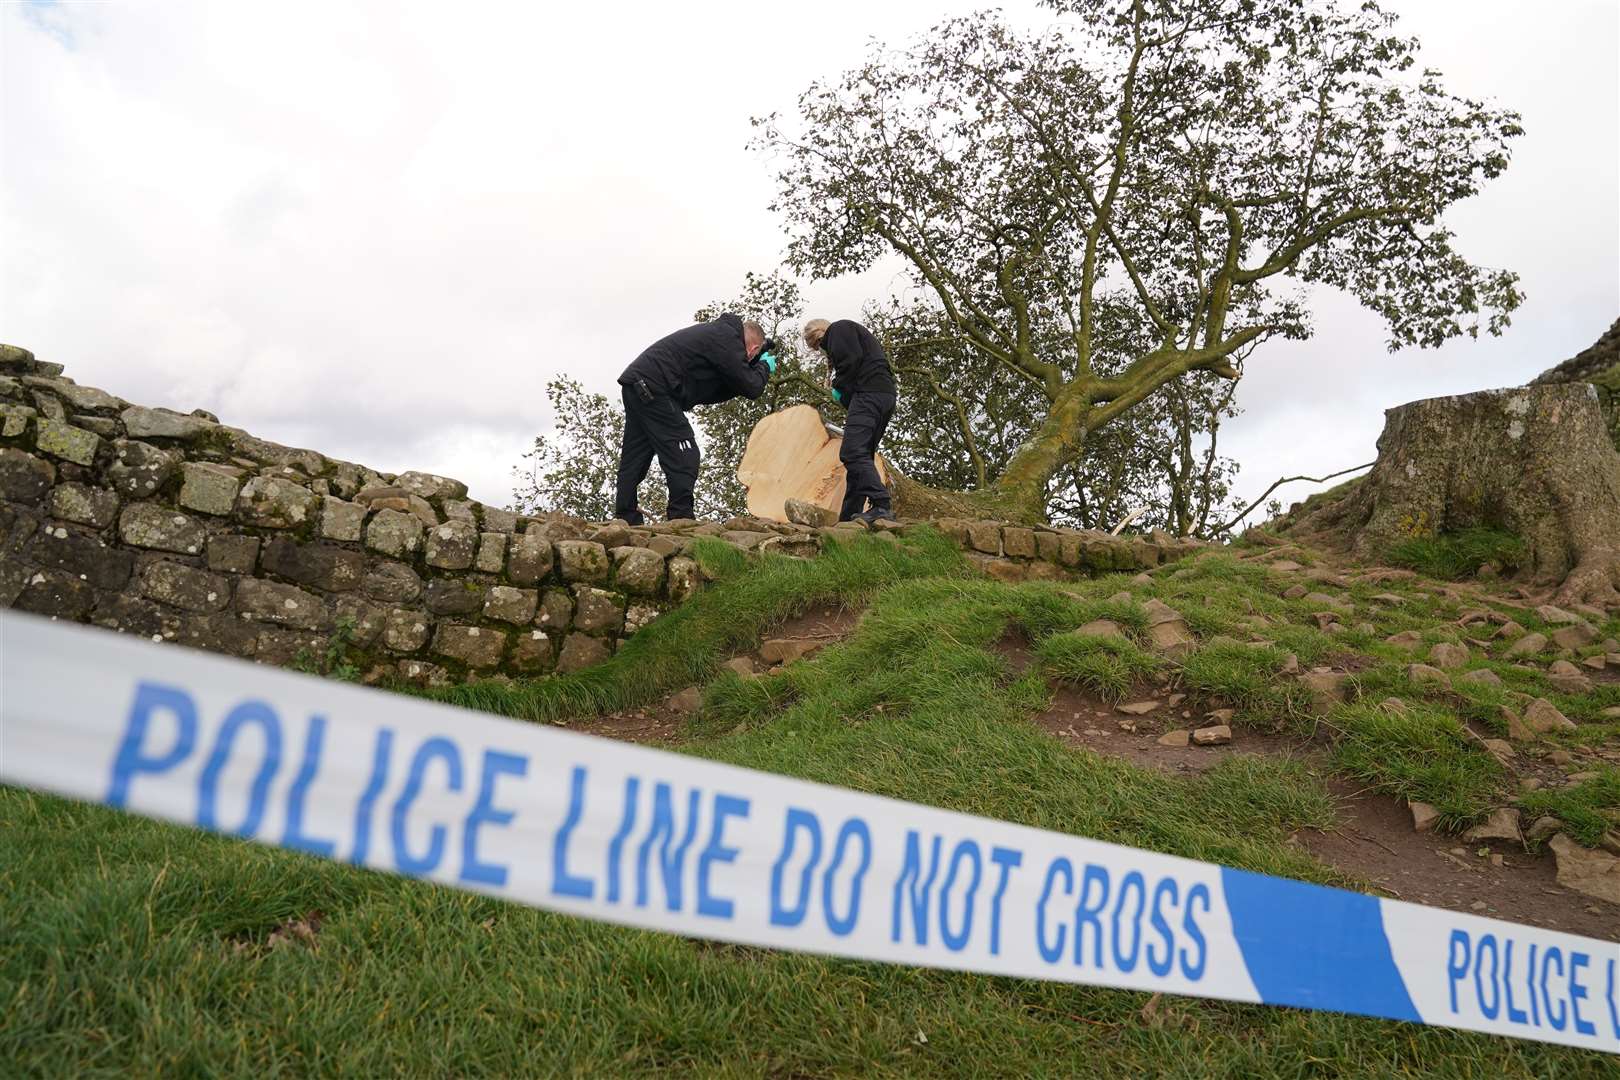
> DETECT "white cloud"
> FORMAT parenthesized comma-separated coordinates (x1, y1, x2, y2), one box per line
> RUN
(3, 0, 1615, 514)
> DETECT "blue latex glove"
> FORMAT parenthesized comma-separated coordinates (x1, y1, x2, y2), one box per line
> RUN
(831, 388, 845, 405)
(759, 351, 777, 374)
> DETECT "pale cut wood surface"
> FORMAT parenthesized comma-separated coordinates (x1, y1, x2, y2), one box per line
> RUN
(737, 404, 889, 522)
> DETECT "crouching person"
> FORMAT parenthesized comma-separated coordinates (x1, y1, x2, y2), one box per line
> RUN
(803, 317, 897, 523)
(615, 313, 774, 524)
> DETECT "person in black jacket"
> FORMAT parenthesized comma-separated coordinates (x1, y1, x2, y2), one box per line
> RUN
(803, 318, 898, 523)
(614, 312, 773, 524)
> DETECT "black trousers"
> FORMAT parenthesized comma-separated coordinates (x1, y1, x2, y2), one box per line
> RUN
(614, 382, 699, 524)
(839, 391, 896, 521)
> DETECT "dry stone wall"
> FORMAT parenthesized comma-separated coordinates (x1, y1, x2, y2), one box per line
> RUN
(0, 344, 1200, 685)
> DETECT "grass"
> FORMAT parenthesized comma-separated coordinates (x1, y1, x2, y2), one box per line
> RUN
(1330, 702, 1506, 829)
(1518, 768, 1620, 847)
(1387, 527, 1528, 580)
(1, 532, 1615, 1076)
(1036, 632, 1162, 701)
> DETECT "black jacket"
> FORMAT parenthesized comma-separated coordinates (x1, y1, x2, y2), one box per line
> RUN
(619, 313, 768, 411)
(823, 319, 896, 398)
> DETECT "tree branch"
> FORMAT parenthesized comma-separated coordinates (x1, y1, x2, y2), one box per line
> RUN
(1211, 461, 1375, 536)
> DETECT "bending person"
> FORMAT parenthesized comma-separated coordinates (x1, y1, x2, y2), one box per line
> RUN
(803, 317, 897, 523)
(615, 313, 774, 524)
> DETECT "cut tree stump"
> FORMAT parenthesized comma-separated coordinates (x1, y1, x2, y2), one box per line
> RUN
(1285, 384, 1620, 606)
(737, 404, 889, 523)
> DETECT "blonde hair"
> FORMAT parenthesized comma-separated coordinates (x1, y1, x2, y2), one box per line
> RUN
(802, 318, 831, 347)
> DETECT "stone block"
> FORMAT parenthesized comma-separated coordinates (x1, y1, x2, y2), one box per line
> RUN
(425, 519, 479, 570)
(106, 440, 178, 497)
(319, 496, 367, 542)
(555, 632, 611, 674)
(1002, 527, 1037, 559)
(54, 381, 125, 414)
(481, 506, 518, 533)
(235, 578, 328, 630)
(572, 585, 625, 635)
(254, 627, 329, 666)
(207, 534, 260, 574)
(425, 578, 486, 616)
(475, 532, 507, 573)
(334, 596, 386, 646)
(484, 585, 538, 625)
(433, 623, 507, 669)
(1035, 531, 1063, 562)
(119, 503, 205, 555)
(444, 500, 476, 523)
(509, 629, 556, 674)
(962, 521, 1000, 555)
(47, 482, 119, 528)
(536, 587, 573, 631)
(383, 608, 432, 653)
(260, 537, 366, 592)
(178, 462, 242, 516)
(667, 556, 699, 603)
(120, 405, 216, 440)
(13, 568, 96, 619)
(556, 540, 610, 584)
(365, 508, 424, 558)
(625, 604, 660, 634)
(34, 419, 101, 466)
(139, 560, 231, 612)
(174, 612, 258, 657)
(0, 447, 54, 503)
(361, 560, 422, 603)
(30, 390, 63, 421)
(507, 529, 554, 585)
(396, 471, 468, 503)
(396, 659, 452, 688)
(0, 402, 36, 438)
(612, 545, 666, 596)
(236, 475, 319, 530)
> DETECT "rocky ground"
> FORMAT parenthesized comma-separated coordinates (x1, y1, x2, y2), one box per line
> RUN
(570, 536, 1620, 939)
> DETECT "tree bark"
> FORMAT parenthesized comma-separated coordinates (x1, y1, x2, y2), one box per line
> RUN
(1282, 385, 1620, 606)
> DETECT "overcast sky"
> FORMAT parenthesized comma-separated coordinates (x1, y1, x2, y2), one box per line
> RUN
(3, 0, 1616, 515)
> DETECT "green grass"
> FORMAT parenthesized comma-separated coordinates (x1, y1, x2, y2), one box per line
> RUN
(1036, 632, 1162, 701)
(1179, 640, 1309, 726)
(1330, 702, 1506, 829)
(1387, 527, 1528, 581)
(1518, 768, 1620, 847)
(1, 533, 1614, 1076)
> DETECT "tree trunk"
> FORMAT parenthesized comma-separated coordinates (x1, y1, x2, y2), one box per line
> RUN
(1284, 385, 1620, 606)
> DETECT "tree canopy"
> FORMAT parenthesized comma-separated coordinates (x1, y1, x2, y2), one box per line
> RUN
(754, 0, 1523, 520)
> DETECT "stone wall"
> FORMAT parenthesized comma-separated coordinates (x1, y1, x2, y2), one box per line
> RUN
(0, 344, 1199, 685)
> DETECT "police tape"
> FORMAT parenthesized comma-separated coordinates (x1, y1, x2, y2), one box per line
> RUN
(1, 612, 1615, 1055)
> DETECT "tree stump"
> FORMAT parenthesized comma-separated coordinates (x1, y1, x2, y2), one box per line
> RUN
(1288, 385, 1620, 606)
(736, 405, 889, 522)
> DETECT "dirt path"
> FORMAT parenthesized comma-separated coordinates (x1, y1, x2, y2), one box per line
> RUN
(1298, 780, 1618, 940)
(1031, 683, 1618, 941)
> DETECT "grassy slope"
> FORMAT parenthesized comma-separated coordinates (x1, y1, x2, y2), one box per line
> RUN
(1, 533, 1616, 1077)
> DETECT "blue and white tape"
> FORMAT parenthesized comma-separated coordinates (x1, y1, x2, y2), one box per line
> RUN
(1, 611, 1615, 1054)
